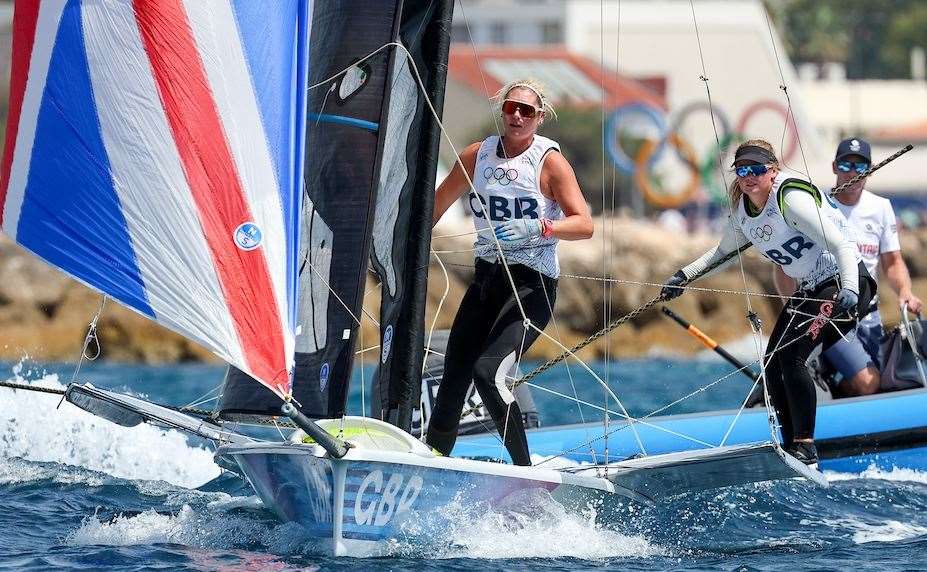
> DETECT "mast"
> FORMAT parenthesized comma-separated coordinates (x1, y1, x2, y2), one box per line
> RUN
(219, 0, 409, 419)
(371, 0, 455, 430)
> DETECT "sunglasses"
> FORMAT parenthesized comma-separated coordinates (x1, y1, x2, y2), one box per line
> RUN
(734, 164, 769, 178)
(501, 99, 540, 118)
(836, 160, 870, 174)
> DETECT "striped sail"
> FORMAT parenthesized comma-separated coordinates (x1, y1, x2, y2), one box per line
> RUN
(1, 0, 311, 397)
(218, 0, 454, 422)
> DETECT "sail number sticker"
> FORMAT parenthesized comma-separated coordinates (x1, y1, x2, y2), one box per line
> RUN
(353, 469, 423, 527)
(381, 325, 393, 364)
(319, 363, 330, 393)
(234, 222, 263, 251)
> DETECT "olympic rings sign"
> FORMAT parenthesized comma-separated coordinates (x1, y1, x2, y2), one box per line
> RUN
(604, 100, 800, 209)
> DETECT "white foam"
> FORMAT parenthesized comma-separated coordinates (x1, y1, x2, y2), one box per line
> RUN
(825, 464, 927, 485)
(67, 504, 312, 555)
(420, 489, 665, 560)
(0, 457, 48, 485)
(849, 519, 927, 544)
(70, 506, 197, 546)
(529, 453, 588, 470)
(816, 516, 927, 544)
(0, 363, 221, 488)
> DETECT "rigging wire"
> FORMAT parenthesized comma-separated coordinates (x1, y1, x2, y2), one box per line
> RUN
(445, 1, 532, 304)
(8, 25, 911, 469)
(306, 41, 650, 460)
(686, 0, 779, 443)
(287, 20, 908, 463)
(69, 295, 108, 385)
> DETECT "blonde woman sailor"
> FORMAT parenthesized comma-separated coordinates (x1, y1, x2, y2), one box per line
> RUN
(427, 79, 593, 465)
(661, 139, 875, 467)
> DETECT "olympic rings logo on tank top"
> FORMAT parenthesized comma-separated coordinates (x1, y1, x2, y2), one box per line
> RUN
(603, 100, 800, 209)
(483, 166, 519, 186)
(749, 224, 774, 242)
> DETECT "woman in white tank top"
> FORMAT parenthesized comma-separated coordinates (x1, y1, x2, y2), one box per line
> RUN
(426, 79, 593, 465)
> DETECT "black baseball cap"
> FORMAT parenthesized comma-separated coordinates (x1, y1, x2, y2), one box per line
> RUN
(835, 137, 871, 162)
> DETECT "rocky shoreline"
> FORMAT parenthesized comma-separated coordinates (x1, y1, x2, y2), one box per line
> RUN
(2, 217, 925, 364)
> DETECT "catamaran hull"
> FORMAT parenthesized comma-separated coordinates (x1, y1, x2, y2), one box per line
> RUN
(216, 443, 620, 557)
(456, 388, 927, 473)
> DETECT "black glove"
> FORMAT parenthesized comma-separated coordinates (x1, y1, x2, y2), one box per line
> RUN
(834, 287, 859, 314)
(660, 271, 688, 301)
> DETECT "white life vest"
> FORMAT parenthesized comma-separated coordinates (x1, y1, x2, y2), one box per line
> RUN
(469, 135, 564, 278)
(736, 171, 858, 290)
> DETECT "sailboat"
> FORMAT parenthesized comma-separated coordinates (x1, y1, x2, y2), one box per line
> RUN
(2, 0, 822, 557)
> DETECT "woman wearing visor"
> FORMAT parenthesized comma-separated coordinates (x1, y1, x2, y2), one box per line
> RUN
(661, 139, 874, 466)
(426, 79, 593, 466)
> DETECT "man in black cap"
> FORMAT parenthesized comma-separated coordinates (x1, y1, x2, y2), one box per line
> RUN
(774, 137, 922, 396)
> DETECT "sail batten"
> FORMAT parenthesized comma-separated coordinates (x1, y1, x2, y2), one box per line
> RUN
(2, 0, 311, 397)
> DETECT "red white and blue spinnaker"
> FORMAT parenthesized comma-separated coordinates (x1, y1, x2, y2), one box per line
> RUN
(0, 0, 311, 397)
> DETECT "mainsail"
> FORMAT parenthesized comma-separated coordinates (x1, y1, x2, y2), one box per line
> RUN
(370, 0, 454, 430)
(1, 1, 311, 397)
(219, 0, 454, 421)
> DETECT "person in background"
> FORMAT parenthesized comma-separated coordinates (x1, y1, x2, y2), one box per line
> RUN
(662, 139, 873, 466)
(773, 137, 922, 396)
(426, 79, 593, 465)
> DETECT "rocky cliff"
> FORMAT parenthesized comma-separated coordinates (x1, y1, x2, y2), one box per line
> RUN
(2, 217, 925, 364)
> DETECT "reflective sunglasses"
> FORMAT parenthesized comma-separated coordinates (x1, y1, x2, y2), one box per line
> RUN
(734, 164, 769, 178)
(501, 99, 540, 118)
(836, 160, 870, 174)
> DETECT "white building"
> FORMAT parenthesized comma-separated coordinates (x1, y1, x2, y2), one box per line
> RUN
(451, 0, 566, 46)
(563, 0, 827, 174)
(452, 0, 925, 197)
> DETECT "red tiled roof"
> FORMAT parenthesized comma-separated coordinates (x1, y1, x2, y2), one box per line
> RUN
(449, 46, 666, 110)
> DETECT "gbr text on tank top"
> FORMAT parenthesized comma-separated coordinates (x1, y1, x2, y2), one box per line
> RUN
(737, 170, 858, 290)
(469, 135, 564, 278)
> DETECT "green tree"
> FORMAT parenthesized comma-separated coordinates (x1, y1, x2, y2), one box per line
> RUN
(882, 2, 927, 77)
(773, 0, 850, 64)
(768, 0, 927, 79)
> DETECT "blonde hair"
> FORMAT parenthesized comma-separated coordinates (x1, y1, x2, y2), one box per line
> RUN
(728, 139, 779, 206)
(493, 78, 558, 121)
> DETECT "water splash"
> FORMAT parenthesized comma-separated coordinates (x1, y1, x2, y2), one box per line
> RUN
(846, 519, 927, 544)
(0, 362, 221, 488)
(826, 465, 927, 485)
(66, 502, 325, 557)
(402, 488, 665, 560)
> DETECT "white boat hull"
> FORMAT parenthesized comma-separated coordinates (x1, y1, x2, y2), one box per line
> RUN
(216, 441, 626, 557)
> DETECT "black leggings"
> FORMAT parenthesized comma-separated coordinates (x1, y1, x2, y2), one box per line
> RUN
(764, 264, 874, 445)
(426, 259, 557, 466)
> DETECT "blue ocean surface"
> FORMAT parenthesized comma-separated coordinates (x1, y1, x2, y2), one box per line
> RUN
(2, 356, 927, 571)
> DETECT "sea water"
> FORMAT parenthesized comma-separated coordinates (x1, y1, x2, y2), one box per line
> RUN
(2, 357, 927, 571)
